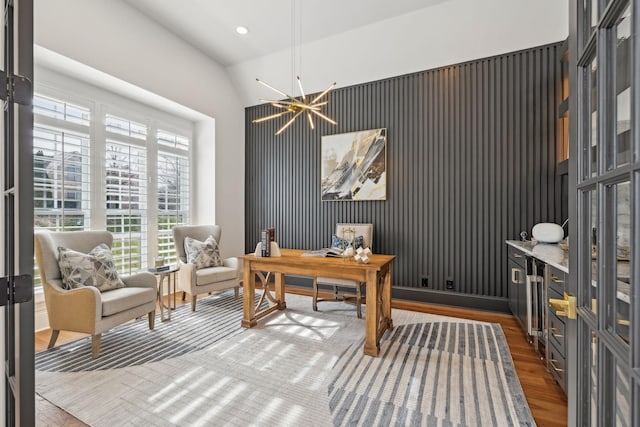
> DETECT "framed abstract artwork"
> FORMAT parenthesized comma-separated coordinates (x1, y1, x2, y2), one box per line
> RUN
(321, 128, 387, 201)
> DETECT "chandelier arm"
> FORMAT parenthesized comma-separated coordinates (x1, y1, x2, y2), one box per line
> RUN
(297, 76, 306, 101)
(310, 109, 337, 125)
(252, 110, 294, 123)
(306, 111, 315, 129)
(310, 82, 337, 104)
(257, 79, 301, 104)
(260, 99, 321, 111)
(275, 110, 304, 135)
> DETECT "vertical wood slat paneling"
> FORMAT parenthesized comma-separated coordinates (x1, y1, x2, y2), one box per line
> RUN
(245, 42, 563, 300)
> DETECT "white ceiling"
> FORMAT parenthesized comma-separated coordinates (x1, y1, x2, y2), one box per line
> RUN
(122, 0, 450, 66)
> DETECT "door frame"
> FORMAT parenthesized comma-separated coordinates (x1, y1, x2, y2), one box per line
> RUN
(2, 0, 34, 425)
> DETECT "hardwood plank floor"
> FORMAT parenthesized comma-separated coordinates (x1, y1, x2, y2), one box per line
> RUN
(35, 289, 567, 426)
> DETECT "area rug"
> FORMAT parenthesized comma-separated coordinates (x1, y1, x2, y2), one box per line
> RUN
(36, 291, 535, 426)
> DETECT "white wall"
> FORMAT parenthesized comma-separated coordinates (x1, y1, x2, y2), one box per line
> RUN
(229, 0, 569, 106)
(35, 0, 245, 257)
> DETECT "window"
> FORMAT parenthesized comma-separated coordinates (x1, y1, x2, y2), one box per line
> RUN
(157, 130, 190, 264)
(33, 94, 92, 286)
(105, 139, 148, 274)
(33, 90, 193, 285)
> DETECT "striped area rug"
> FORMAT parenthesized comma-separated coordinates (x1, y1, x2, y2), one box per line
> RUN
(36, 291, 251, 372)
(329, 322, 532, 426)
(35, 292, 535, 426)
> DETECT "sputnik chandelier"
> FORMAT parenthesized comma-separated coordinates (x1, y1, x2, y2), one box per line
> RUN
(253, 77, 337, 135)
(252, 0, 337, 135)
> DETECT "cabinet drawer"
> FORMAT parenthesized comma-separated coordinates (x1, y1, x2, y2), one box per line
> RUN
(508, 246, 526, 268)
(548, 342, 567, 392)
(547, 309, 566, 355)
(548, 265, 566, 296)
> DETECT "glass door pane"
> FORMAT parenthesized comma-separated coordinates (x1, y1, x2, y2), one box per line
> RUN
(610, 181, 631, 344)
(609, 5, 632, 169)
(614, 360, 631, 425)
(580, 189, 599, 313)
(582, 56, 599, 180)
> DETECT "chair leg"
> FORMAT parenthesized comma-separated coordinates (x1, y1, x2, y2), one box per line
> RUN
(356, 284, 363, 319)
(234, 286, 239, 299)
(47, 329, 60, 349)
(312, 278, 318, 312)
(148, 310, 155, 330)
(91, 334, 102, 359)
(182, 291, 186, 301)
(191, 295, 197, 311)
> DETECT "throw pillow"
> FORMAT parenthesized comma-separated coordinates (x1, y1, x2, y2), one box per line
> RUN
(331, 234, 365, 250)
(58, 243, 125, 292)
(184, 235, 223, 269)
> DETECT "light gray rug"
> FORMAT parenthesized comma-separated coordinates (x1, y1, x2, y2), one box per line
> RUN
(36, 291, 535, 426)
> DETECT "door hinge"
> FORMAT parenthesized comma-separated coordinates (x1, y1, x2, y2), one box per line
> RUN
(0, 69, 32, 105)
(0, 274, 33, 306)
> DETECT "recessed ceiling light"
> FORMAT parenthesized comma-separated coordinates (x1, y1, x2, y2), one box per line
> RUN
(236, 26, 249, 35)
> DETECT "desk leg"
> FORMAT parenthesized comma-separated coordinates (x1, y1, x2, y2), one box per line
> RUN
(275, 272, 286, 310)
(364, 269, 380, 356)
(383, 264, 393, 330)
(242, 261, 257, 328)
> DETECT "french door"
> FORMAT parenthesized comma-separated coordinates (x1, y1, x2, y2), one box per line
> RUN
(1, 0, 34, 425)
(568, 0, 639, 425)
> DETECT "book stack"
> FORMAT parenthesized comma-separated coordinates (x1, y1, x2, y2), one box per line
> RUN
(261, 227, 275, 257)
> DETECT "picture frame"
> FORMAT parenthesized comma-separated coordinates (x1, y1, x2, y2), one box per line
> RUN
(320, 128, 387, 201)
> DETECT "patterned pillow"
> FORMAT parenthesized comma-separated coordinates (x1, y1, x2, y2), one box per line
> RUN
(184, 235, 223, 269)
(331, 234, 365, 250)
(58, 243, 125, 292)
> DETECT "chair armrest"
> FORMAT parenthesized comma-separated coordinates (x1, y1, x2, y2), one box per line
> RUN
(223, 257, 241, 279)
(121, 272, 157, 289)
(43, 281, 102, 332)
(177, 262, 196, 291)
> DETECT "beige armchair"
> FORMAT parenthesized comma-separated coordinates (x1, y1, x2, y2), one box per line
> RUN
(313, 223, 373, 318)
(34, 230, 157, 358)
(172, 225, 241, 311)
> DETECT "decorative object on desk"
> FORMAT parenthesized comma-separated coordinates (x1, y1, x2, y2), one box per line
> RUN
(254, 241, 282, 257)
(259, 227, 276, 257)
(252, 0, 336, 136)
(331, 233, 364, 252)
(354, 247, 372, 264)
(532, 222, 564, 243)
(321, 128, 387, 201)
(154, 256, 165, 269)
(301, 247, 344, 257)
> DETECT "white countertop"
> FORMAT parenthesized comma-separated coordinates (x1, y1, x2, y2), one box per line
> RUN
(506, 240, 569, 273)
(506, 240, 630, 304)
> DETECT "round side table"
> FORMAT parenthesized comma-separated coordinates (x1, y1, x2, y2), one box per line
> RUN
(148, 265, 180, 321)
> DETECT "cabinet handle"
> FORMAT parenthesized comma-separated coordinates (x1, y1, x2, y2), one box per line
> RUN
(550, 327, 564, 338)
(511, 268, 519, 284)
(551, 275, 564, 284)
(550, 359, 564, 372)
(513, 253, 524, 258)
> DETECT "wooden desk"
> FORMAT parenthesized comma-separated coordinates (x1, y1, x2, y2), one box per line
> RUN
(239, 249, 395, 356)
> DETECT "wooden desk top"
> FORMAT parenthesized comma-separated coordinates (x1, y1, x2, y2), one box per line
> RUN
(238, 249, 396, 278)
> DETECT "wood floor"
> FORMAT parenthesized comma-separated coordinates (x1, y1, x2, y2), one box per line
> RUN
(34, 289, 567, 427)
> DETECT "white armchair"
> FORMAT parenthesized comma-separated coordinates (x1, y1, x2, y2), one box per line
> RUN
(34, 230, 157, 358)
(313, 223, 373, 318)
(172, 225, 241, 311)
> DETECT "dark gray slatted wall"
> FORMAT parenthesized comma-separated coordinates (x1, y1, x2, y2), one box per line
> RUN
(245, 42, 563, 300)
